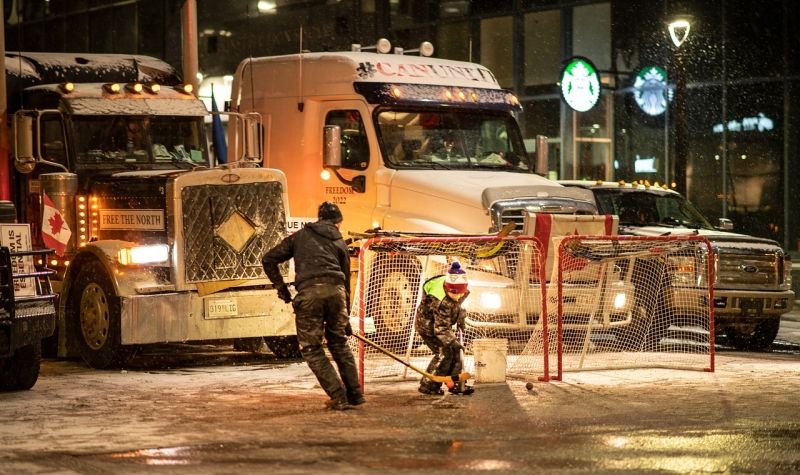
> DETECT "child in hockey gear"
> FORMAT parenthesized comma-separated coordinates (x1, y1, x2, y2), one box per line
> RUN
(414, 261, 474, 396)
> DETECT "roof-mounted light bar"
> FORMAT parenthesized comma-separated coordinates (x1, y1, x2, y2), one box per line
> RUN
(103, 83, 121, 94)
(125, 82, 144, 94)
(175, 84, 194, 95)
(145, 83, 161, 94)
(351, 38, 392, 54)
(394, 41, 435, 57)
(351, 39, 435, 56)
(356, 83, 522, 110)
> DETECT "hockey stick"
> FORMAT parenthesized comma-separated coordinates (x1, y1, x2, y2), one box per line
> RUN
(475, 222, 517, 258)
(351, 332, 471, 384)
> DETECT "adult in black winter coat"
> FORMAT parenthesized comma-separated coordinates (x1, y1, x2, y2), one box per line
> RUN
(262, 202, 364, 411)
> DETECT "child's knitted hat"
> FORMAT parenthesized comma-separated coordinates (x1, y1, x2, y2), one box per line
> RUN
(444, 261, 468, 294)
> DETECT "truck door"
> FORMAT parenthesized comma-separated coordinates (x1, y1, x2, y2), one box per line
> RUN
(320, 102, 376, 236)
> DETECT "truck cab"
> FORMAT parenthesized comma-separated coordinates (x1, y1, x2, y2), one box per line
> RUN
(229, 43, 597, 235)
(5, 52, 296, 368)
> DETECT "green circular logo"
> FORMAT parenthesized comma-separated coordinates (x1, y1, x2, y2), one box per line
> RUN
(560, 57, 600, 112)
(633, 66, 668, 116)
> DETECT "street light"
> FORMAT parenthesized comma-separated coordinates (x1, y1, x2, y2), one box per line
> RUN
(669, 16, 692, 195)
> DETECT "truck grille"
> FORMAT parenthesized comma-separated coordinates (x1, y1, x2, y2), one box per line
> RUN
(716, 249, 783, 289)
(490, 198, 596, 232)
(181, 181, 285, 283)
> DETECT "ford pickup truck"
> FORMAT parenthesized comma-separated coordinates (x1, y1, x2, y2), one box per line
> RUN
(560, 180, 793, 350)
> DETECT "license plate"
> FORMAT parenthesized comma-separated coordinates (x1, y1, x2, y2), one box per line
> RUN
(207, 298, 238, 318)
(740, 298, 763, 316)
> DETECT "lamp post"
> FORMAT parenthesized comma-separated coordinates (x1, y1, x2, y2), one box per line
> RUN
(669, 17, 691, 195)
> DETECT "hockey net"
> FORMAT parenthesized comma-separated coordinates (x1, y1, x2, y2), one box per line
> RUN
(350, 233, 715, 386)
(349, 235, 549, 385)
(508, 235, 715, 380)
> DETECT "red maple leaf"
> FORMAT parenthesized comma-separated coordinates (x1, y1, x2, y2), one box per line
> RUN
(48, 212, 65, 235)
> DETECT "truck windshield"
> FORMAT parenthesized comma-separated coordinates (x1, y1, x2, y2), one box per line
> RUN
(72, 115, 209, 167)
(377, 109, 532, 171)
(593, 189, 714, 229)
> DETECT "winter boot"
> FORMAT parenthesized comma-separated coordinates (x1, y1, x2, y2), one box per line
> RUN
(326, 398, 354, 411)
(347, 391, 366, 406)
(447, 384, 475, 396)
(418, 382, 444, 395)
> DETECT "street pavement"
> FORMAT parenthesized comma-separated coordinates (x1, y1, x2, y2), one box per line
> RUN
(777, 303, 800, 345)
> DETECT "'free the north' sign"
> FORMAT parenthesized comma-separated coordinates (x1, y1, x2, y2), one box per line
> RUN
(99, 209, 165, 230)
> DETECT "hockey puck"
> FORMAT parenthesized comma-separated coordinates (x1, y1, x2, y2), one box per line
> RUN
(525, 382, 534, 391)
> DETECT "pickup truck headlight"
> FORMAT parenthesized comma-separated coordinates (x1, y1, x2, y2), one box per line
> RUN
(784, 255, 792, 288)
(117, 244, 170, 265)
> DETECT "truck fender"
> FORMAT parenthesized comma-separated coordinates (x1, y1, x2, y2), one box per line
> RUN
(60, 240, 162, 314)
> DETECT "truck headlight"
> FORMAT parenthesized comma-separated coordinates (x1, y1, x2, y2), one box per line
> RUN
(117, 244, 170, 265)
(613, 292, 627, 309)
(479, 291, 503, 311)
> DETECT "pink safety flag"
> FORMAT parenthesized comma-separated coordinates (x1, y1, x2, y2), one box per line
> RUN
(41, 193, 72, 256)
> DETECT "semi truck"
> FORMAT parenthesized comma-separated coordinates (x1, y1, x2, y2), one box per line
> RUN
(4, 52, 297, 368)
(226, 41, 636, 343)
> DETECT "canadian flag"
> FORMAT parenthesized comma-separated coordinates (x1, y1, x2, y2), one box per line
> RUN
(41, 193, 72, 256)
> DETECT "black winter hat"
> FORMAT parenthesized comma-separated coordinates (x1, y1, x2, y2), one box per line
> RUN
(318, 201, 343, 223)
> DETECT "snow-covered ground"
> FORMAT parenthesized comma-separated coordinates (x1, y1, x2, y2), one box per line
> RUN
(1, 320, 799, 474)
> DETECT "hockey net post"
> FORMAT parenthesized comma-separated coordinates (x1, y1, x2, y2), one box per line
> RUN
(350, 235, 550, 388)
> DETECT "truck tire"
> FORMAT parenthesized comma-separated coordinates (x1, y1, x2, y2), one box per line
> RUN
(727, 317, 780, 351)
(264, 336, 302, 359)
(367, 257, 421, 352)
(0, 342, 42, 391)
(68, 261, 137, 369)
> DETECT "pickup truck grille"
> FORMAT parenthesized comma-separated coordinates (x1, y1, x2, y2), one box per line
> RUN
(716, 249, 783, 289)
(182, 181, 285, 283)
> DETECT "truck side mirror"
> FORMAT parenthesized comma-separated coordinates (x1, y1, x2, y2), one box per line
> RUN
(717, 218, 733, 231)
(323, 125, 342, 168)
(242, 113, 262, 163)
(13, 112, 36, 174)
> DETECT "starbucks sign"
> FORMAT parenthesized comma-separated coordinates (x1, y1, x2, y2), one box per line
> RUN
(560, 57, 600, 112)
(633, 66, 669, 116)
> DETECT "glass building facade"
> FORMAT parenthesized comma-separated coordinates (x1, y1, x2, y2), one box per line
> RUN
(5, 0, 800, 253)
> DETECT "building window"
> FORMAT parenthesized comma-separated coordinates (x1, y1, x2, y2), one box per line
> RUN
(437, 21, 470, 62)
(573, 2, 611, 72)
(523, 9, 560, 88)
(480, 16, 513, 88)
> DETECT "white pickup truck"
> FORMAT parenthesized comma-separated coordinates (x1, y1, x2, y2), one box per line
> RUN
(560, 180, 794, 350)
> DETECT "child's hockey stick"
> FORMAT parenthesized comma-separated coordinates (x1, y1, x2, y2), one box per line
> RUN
(351, 332, 471, 384)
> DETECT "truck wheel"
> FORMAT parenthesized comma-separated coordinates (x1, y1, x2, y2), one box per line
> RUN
(727, 317, 780, 351)
(0, 342, 42, 391)
(68, 261, 137, 369)
(264, 336, 302, 359)
(367, 257, 421, 352)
